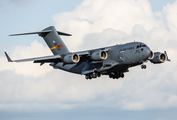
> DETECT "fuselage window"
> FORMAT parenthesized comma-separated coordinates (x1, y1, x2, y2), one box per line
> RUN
(137, 44, 146, 49)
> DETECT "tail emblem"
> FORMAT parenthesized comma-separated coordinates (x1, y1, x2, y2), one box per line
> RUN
(53, 40, 56, 43)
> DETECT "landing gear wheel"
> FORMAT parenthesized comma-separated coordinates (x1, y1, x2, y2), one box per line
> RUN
(109, 74, 112, 78)
(97, 73, 101, 77)
(120, 73, 124, 78)
(141, 65, 143, 69)
(89, 74, 93, 79)
(116, 76, 120, 79)
(92, 73, 97, 78)
(109, 72, 125, 79)
(141, 65, 147, 69)
(85, 75, 89, 79)
(144, 65, 146, 69)
(85, 72, 101, 80)
(121, 73, 124, 78)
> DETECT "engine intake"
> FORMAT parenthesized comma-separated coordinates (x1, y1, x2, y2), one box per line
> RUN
(91, 50, 108, 61)
(63, 53, 80, 64)
(150, 52, 166, 64)
(148, 51, 154, 60)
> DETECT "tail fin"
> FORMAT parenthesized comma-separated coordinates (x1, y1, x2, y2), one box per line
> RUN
(10, 26, 70, 55)
(39, 26, 70, 55)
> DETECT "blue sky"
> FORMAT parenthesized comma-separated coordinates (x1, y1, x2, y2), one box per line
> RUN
(0, 0, 83, 54)
(0, 0, 175, 51)
(1, 0, 177, 120)
(149, 0, 176, 10)
(1, 109, 177, 120)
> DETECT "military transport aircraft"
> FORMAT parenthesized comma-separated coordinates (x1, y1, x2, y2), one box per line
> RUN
(5, 26, 171, 79)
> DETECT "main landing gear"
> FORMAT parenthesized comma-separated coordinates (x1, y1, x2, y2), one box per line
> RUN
(109, 72, 124, 79)
(85, 72, 101, 80)
(141, 65, 147, 69)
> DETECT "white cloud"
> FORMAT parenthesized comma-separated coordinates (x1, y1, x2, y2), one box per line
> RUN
(1, 0, 177, 112)
(0, 40, 53, 77)
(53, 0, 161, 51)
(52, 0, 177, 110)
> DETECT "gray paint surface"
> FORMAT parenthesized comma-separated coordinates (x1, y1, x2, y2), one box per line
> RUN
(5, 26, 170, 79)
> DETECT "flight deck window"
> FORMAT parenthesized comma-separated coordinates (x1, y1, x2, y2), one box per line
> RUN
(137, 44, 146, 48)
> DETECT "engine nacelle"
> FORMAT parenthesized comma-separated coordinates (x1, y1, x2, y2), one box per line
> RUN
(63, 53, 80, 64)
(150, 52, 166, 64)
(148, 51, 154, 60)
(91, 50, 108, 61)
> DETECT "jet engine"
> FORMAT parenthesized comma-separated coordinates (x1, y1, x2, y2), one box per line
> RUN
(148, 51, 154, 60)
(150, 52, 166, 64)
(63, 53, 80, 64)
(91, 50, 108, 61)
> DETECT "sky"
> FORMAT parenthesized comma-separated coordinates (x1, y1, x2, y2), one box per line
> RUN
(0, 0, 177, 120)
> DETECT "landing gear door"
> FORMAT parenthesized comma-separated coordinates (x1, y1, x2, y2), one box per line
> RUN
(81, 60, 103, 75)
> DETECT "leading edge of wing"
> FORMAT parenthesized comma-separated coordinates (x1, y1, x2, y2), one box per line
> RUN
(4, 52, 61, 63)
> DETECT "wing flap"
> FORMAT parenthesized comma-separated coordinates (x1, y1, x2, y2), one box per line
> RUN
(34, 55, 62, 63)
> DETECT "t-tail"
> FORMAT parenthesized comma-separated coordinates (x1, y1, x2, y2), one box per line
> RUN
(10, 26, 71, 55)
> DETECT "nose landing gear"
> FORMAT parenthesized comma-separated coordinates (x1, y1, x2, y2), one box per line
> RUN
(141, 65, 146, 69)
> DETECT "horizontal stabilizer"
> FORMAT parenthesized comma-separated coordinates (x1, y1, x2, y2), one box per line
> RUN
(9, 30, 52, 36)
(10, 30, 72, 36)
(57, 31, 72, 36)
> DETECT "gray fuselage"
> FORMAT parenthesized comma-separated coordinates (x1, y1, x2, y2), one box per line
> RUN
(53, 42, 151, 75)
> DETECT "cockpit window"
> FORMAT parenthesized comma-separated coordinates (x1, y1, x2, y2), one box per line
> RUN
(136, 44, 146, 49)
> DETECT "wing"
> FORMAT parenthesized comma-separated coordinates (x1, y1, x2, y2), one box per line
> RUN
(4, 47, 109, 67)
(4, 52, 62, 65)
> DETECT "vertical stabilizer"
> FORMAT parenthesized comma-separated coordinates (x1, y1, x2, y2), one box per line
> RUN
(39, 26, 69, 55)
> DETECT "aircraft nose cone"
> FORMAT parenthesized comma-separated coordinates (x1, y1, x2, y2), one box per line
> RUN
(146, 47, 151, 54)
(144, 46, 151, 58)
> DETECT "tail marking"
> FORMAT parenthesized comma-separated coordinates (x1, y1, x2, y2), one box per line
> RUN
(50, 44, 63, 50)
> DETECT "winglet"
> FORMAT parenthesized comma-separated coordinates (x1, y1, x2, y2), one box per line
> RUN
(164, 51, 171, 62)
(4, 52, 13, 62)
